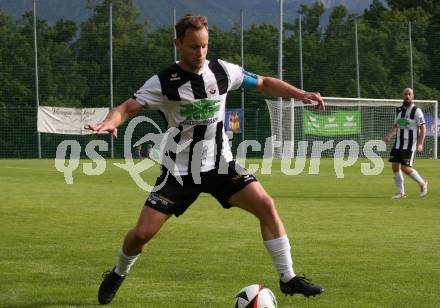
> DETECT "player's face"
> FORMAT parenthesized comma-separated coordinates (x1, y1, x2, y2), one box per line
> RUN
(176, 27, 208, 73)
(403, 88, 414, 106)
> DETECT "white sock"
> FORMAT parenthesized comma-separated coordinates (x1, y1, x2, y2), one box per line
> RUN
(408, 170, 425, 186)
(114, 249, 139, 277)
(393, 171, 404, 194)
(264, 235, 295, 282)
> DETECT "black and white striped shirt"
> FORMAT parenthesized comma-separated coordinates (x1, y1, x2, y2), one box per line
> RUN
(393, 104, 425, 151)
(134, 59, 245, 176)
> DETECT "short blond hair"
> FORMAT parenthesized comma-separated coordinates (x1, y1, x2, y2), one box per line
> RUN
(175, 14, 208, 41)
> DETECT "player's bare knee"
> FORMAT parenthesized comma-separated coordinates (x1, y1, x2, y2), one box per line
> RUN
(131, 227, 156, 245)
(401, 165, 413, 174)
(260, 195, 275, 210)
(257, 196, 279, 222)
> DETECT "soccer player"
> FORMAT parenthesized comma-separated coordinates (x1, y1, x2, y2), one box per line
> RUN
(87, 14, 325, 305)
(384, 88, 428, 199)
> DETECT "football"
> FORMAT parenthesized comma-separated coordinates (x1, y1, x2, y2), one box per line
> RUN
(233, 284, 277, 308)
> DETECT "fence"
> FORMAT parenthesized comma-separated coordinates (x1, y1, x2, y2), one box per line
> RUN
(0, 106, 273, 158)
(1, 0, 439, 158)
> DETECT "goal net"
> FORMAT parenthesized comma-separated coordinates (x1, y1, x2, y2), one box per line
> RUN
(266, 97, 438, 159)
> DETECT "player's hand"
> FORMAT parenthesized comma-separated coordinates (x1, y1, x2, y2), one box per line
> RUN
(302, 92, 325, 110)
(84, 122, 118, 138)
(416, 144, 424, 153)
(383, 135, 390, 144)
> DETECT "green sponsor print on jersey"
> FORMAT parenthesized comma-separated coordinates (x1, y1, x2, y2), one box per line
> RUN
(396, 118, 413, 128)
(304, 109, 361, 136)
(181, 99, 220, 120)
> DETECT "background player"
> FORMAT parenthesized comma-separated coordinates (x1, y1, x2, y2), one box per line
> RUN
(384, 87, 428, 198)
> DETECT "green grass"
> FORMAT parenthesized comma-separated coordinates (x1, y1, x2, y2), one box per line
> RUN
(0, 158, 439, 308)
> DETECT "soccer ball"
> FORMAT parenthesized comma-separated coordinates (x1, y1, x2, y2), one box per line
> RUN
(233, 284, 277, 308)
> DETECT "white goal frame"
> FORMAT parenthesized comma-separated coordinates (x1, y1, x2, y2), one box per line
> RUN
(266, 97, 438, 159)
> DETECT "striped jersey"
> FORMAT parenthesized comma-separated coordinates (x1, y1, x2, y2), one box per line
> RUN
(134, 59, 245, 176)
(393, 103, 425, 151)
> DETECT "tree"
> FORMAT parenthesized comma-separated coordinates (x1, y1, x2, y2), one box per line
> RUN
(15, 12, 86, 107)
(0, 11, 38, 157)
(318, 6, 359, 97)
(386, 0, 439, 13)
(295, 2, 325, 93)
(298, 2, 325, 37)
(76, 0, 149, 107)
(240, 24, 279, 110)
(243, 23, 278, 77)
(0, 11, 34, 106)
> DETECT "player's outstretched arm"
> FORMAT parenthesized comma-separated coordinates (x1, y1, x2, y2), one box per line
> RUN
(417, 124, 426, 152)
(256, 76, 325, 110)
(85, 98, 143, 138)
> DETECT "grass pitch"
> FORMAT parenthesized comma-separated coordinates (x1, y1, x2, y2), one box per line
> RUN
(0, 158, 439, 307)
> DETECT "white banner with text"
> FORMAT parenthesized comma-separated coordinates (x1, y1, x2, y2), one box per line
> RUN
(38, 106, 109, 135)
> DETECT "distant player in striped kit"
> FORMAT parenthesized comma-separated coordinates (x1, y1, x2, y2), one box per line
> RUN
(384, 88, 428, 199)
(87, 14, 325, 305)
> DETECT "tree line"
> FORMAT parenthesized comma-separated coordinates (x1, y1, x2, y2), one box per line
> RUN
(1, 0, 440, 110)
(1, 0, 440, 157)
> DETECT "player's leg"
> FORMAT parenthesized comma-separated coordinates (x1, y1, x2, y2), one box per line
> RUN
(228, 181, 284, 240)
(228, 182, 294, 281)
(207, 161, 323, 296)
(391, 162, 406, 198)
(98, 206, 170, 305)
(119, 206, 171, 273)
(389, 148, 406, 198)
(98, 172, 199, 305)
(227, 181, 323, 297)
(395, 149, 427, 197)
(401, 165, 428, 197)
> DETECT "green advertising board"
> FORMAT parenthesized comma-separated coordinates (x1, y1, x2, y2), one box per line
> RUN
(304, 110, 360, 136)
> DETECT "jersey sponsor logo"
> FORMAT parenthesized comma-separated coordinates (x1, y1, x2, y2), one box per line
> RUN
(397, 118, 412, 128)
(181, 118, 218, 125)
(208, 87, 217, 95)
(181, 99, 220, 120)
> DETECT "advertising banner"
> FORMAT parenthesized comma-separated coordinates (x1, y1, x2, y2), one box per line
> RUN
(225, 108, 243, 134)
(425, 114, 440, 137)
(38, 106, 109, 135)
(304, 110, 360, 136)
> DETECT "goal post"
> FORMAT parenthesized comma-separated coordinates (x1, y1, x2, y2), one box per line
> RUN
(266, 97, 438, 159)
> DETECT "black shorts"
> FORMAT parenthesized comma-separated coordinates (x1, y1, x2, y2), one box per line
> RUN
(388, 148, 415, 166)
(145, 161, 257, 217)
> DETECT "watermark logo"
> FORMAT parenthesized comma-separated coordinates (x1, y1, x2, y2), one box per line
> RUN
(55, 115, 387, 192)
(112, 116, 190, 192)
